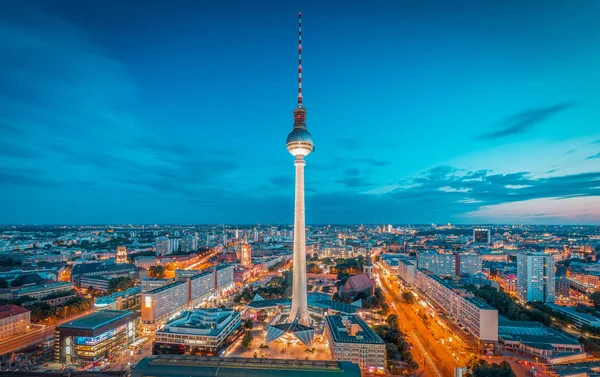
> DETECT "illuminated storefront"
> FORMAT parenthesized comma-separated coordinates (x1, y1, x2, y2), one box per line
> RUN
(54, 310, 136, 364)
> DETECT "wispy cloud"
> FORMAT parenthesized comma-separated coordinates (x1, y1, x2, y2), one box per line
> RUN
(587, 152, 600, 160)
(476, 102, 575, 140)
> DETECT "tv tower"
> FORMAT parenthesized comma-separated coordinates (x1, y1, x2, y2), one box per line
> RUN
(287, 12, 314, 325)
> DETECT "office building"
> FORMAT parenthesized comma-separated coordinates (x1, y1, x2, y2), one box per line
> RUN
(141, 281, 189, 329)
(12, 281, 73, 300)
(141, 278, 174, 293)
(0, 305, 30, 339)
(116, 245, 128, 264)
(517, 252, 555, 303)
(54, 310, 136, 363)
(415, 269, 498, 342)
(455, 253, 482, 275)
(79, 275, 111, 292)
(473, 228, 491, 243)
(397, 257, 416, 285)
(94, 286, 141, 311)
(189, 270, 214, 306)
(417, 250, 456, 276)
(324, 314, 386, 372)
(131, 356, 361, 377)
(154, 308, 242, 355)
(71, 262, 138, 288)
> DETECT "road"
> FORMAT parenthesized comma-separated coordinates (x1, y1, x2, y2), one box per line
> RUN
(375, 267, 461, 377)
(0, 310, 95, 356)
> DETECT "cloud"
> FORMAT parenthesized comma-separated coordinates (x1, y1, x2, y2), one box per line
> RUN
(476, 102, 575, 140)
(269, 176, 293, 188)
(587, 152, 600, 160)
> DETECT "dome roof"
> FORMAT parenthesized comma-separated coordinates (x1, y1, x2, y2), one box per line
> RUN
(286, 128, 314, 146)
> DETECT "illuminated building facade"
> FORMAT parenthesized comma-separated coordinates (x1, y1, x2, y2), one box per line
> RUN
(517, 251, 555, 303)
(116, 245, 128, 264)
(0, 304, 30, 339)
(154, 308, 242, 355)
(324, 314, 386, 372)
(54, 310, 136, 363)
(473, 228, 491, 243)
(240, 242, 252, 268)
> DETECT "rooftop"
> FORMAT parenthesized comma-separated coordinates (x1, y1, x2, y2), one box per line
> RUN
(0, 304, 29, 319)
(131, 355, 361, 377)
(326, 314, 384, 345)
(58, 310, 133, 330)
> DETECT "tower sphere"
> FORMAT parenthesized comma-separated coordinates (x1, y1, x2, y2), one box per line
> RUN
(286, 128, 314, 157)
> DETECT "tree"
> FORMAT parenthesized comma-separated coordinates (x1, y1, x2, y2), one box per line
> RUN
(590, 292, 600, 309)
(149, 265, 166, 279)
(380, 303, 389, 315)
(108, 277, 135, 294)
(401, 291, 415, 304)
(386, 314, 399, 329)
(244, 318, 254, 329)
(241, 331, 254, 348)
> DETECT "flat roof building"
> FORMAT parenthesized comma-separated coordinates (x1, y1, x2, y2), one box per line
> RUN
(54, 310, 136, 363)
(154, 308, 241, 355)
(415, 269, 498, 342)
(141, 281, 188, 331)
(12, 281, 73, 300)
(324, 314, 386, 372)
(131, 355, 361, 377)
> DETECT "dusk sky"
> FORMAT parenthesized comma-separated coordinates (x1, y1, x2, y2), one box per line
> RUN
(1, 0, 599, 225)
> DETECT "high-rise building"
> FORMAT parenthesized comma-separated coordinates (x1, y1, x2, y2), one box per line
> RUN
(473, 228, 491, 243)
(417, 250, 455, 276)
(455, 253, 482, 275)
(286, 12, 314, 325)
(517, 252, 555, 303)
(155, 237, 171, 256)
(116, 245, 128, 264)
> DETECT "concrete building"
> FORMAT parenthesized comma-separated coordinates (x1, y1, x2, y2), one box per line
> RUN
(397, 257, 416, 285)
(455, 253, 482, 275)
(141, 281, 189, 329)
(79, 275, 111, 292)
(154, 308, 242, 355)
(324, 314, 386, 372)
(554, 277, 570, 298)
(12, 281, 73, 300)
(94, 286, 141, 311)
(135, 256, 157, 269)
(141, 278, 174, 293)
(189, 270, 214, 306)
(415, 269, 498, 342)
(54, 310, 136, 363)
(417, 250, 456, 277)
(517, 252, 555, 303)
(0, 304, 30, 339)
(155, 237, 171, 256)
(497, 273, 517, 294)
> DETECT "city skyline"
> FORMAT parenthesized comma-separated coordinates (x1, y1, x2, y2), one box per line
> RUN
(1, 0, 600, 225)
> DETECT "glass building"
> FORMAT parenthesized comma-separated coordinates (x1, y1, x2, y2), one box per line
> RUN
(54, 310, 136, 364)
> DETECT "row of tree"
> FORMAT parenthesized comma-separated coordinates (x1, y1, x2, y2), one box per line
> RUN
(374, 314, 419, 373)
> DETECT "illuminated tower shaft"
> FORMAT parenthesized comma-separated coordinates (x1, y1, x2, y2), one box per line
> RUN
(287, 12, 313, 325)
(289, 155, 309, 323)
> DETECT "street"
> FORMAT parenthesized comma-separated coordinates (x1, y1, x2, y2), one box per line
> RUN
(375, 266, 461, 377)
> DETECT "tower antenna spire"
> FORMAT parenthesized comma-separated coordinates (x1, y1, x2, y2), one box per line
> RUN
(297, 12, 303, 107)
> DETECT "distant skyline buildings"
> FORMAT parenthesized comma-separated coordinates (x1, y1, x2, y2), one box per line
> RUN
(0, 1, 599, 225)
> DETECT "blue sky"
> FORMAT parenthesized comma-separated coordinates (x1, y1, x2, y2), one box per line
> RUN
(1, 0, 599, 225)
